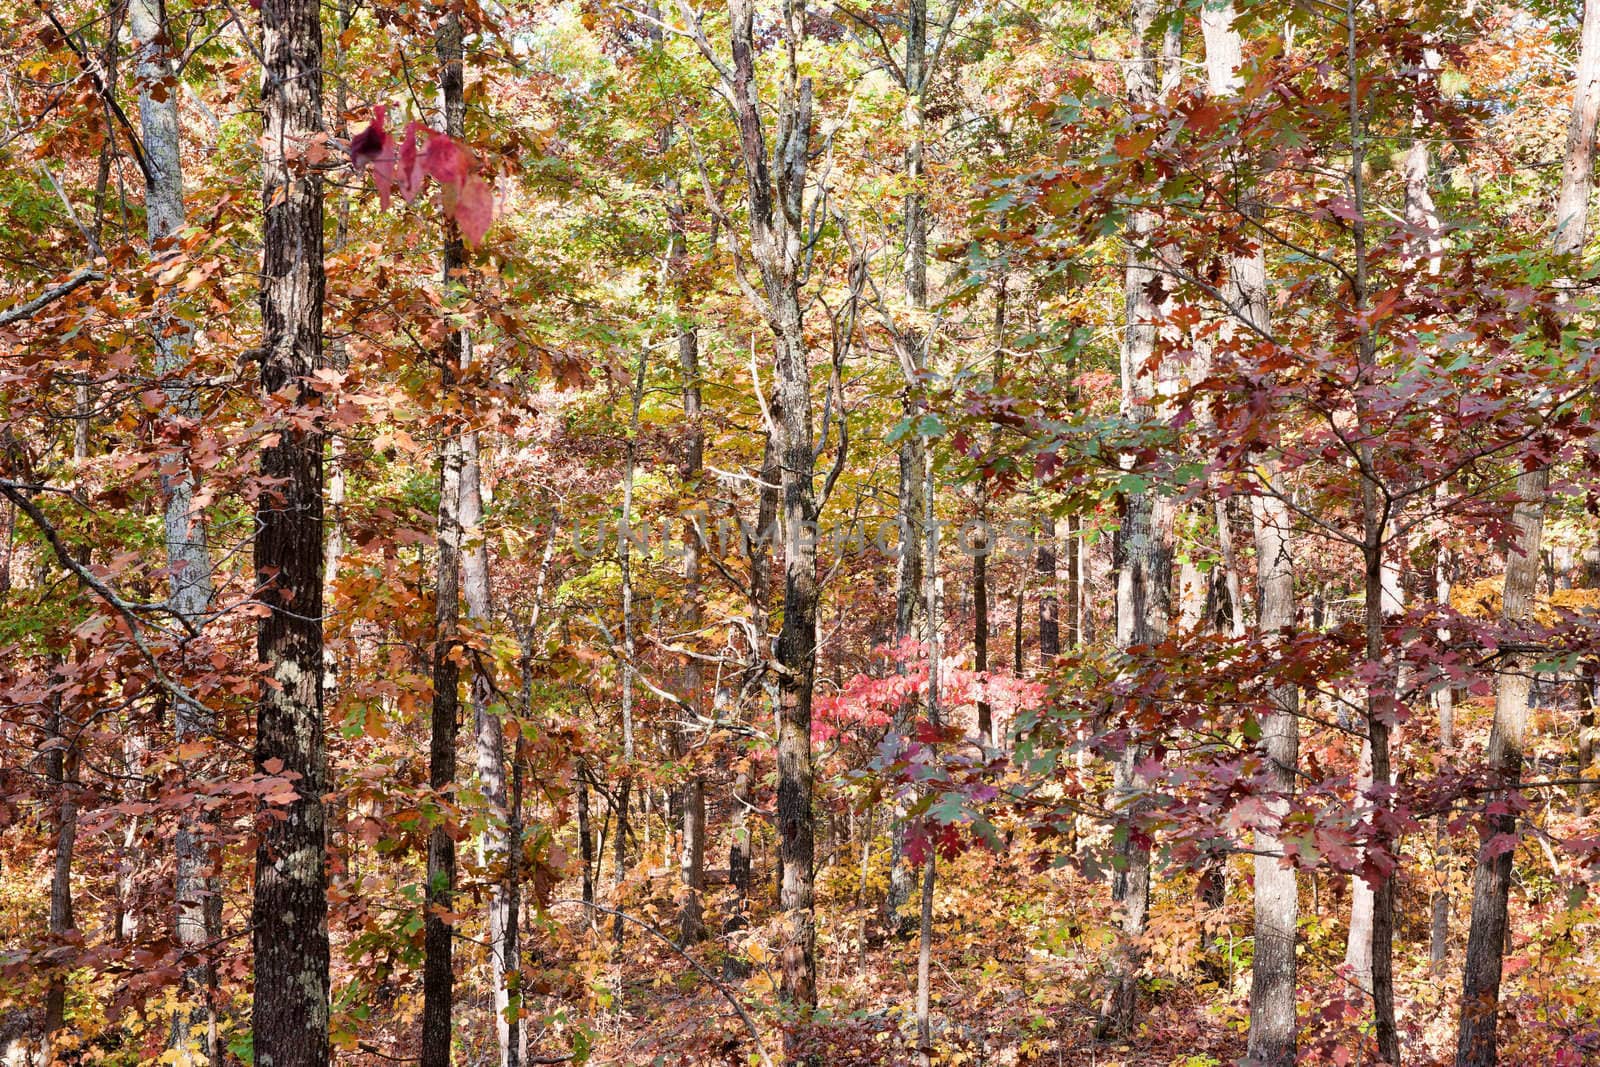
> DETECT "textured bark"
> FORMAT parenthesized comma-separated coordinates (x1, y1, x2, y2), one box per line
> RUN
(1098, 0, 1180, 1039)
(913, 853, 937, 1067)
(724, 0, 820, 1009)
(1037, 515, 1059, 661)
(463, 396, 513, 1062)
(130, 0, 219, 1052)
(612, 346, 647, 951)
(577, 771, 595, 916)
(253, 0, 330, 1056)
(1248, 487, 1299, 1067)
(1066, 514, 1082, 648)
(1454, 3, 1597, 1059)
(1199, 7, 1299, 1059)
(1554, 0, 1600, 259)
(677, 327, 708, 945)
(887, 0, 934, 937)
(1215, 500, 1246, 637)
(1455, 469, 1549, 1066)
(420, 17, 467, 1067)
(42, 675, 79, 1063)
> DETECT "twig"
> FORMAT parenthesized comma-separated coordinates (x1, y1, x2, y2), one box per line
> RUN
(33, 0, 153, 183)
(0, 268, 104, 326)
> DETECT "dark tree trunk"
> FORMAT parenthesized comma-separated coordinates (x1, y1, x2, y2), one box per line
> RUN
(1037, 516, 1059, 661)
(43, 673, 79, 1063)
(724, 0, 820, 1009)
(420, 17, 467, 1067)
(578, 770, 595, 916)
(253, 0, 330, 1055)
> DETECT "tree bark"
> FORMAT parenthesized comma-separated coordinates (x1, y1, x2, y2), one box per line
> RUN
(723, 0, 821, 1010)
(1199, 6, 1299, 1058)
(130, 0, 219, 1052)
(1097, 0, 1180, 1039)
(42, 670, 79, 1064)
(1455, 471, 1548, 1066)
(253, 0, 330, 1055)
(612, 346, 647, 952)
(887, 0, 932, 935)
(420, 17, 468, 1067)
(1037, 515, 1059, 662)
(678, 327, 708, 944)
(1455, 2, 1599, 1059)
(463, 374, 513, 1062)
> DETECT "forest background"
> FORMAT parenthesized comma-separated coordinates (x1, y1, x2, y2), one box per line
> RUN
(3, 0, 1600, 1064)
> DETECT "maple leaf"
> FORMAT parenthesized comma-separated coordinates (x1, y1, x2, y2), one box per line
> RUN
(397, 121, 426, 204)
(456, 173, 494, 246)
(349, 105, 395, 210)
(423, 134, 471, 200)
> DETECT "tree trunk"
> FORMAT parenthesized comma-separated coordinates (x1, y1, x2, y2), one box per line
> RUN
(1037, 514, 1059, 662)
(678, 326, 708, 945)
(43, 673, 79, 1064)
(130, 0, 219, 1052)
(1248, 486, 1299, 1066)
(887, 0, 932, 936)
(463, 393, 513, 1061)
(612, 347, 647, 951)
(723, 0, 820, 1010)
(1098, 0, 1180, 1039)
(1455, 1, 1598, 1058)
(1432, 498, 1455, 974)
(420, 18, 467, 1067)
(578, 770, 595, 918)
(253, 0, 330, 1055)
(1199, 6, 1299, 1058)
(1454, 468, 1548, 1067)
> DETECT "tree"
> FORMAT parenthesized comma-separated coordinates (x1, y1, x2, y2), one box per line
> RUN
(252, 0, 330, 1057)
(1457, 2, 1600, 1061)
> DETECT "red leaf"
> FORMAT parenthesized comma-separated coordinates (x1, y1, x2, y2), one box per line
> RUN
(349, 105, 396, 210)
(423, 134, 470, 198)
(397, 121, 426, 204)
(455, 173, 494, 246)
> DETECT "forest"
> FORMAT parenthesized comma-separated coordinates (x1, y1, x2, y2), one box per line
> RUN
(2, 0, 1600, 1062)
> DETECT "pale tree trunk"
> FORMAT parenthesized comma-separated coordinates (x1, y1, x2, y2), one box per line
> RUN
(1097, 0, 1181, 1039)
(463, 421, 514, 1061)
(129, 0, 219, 1054)
(1199, 10, 1299, 1059)
(887, 0, 932, 935)
(1455, 2, 1600, 1059)
(677, 327, 708, 944)
(1341, 1, 1401, 1053)
(1066, 514, 1081, 648)
(1402, 54, 1455, 978)
(612, 347, 647, 953)
(1215, 500, 1246, 636)
(1432, 507, 1456, 973)
(253, 0, 330, 1055)
(420, 17, 468, 1067)
(915, 444, 944, 1067)
(324, 0, 352, 667)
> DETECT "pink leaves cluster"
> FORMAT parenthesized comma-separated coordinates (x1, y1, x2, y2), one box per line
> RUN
(349, 105, 496, 246)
